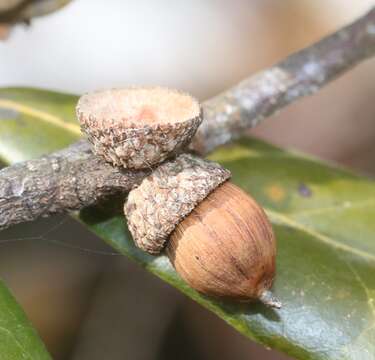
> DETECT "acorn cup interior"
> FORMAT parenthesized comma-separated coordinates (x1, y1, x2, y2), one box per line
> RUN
(78, 87, 200, 126)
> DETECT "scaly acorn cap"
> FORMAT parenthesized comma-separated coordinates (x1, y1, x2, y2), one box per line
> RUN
(76, 87, 202, 169)
(124, 153, 231, 254)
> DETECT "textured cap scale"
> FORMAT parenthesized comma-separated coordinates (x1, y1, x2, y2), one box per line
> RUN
(77, 87, 202, 169)
(124, 154, 231, 254)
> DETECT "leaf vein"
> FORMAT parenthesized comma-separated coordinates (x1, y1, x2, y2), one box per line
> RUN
(266, 209, 375, 262)
(0, 99, 81, 135)
(288, 198, 375, 217)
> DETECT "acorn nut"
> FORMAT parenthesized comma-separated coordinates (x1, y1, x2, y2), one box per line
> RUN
(77, 87, 202, 169)
(78, 87, 280, 308)
(125, 154, 280, 308)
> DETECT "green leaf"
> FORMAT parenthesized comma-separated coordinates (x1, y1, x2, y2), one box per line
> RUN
(0, 280, 51, 359)
(0, 87, 80, 163)
(1, 87, 375, 360)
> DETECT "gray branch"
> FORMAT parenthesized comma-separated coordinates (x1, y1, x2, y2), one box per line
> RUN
(1, 6, 375, 231)
(191, 6, 375, 154)
(0, 141, 150, 230)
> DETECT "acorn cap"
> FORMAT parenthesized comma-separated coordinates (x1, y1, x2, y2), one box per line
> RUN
(77, 87, 202, 169)
(124, 154, 231, 254)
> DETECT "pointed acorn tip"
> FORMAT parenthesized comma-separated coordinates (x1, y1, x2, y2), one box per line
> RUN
(259, 290, 282, 309)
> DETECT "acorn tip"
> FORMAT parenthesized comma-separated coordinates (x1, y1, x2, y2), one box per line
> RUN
(259, 290, 282, 309)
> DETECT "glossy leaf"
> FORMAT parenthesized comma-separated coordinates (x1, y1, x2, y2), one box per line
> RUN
(0, 280, 51, 359)
(0, 87, 80, 163)
(1, 87, 375, 360)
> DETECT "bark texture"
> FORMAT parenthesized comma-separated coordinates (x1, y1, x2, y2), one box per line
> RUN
(0, 140, 150, 230)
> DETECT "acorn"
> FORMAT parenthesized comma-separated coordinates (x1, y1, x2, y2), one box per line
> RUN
(168, 181, 278, 305)
(125, 154, 279, 307)
(77, 87, 280, 308)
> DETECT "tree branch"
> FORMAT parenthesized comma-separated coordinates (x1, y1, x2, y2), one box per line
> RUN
(191, 6, 375, 154)
(1, 6, 374, 231)
(0, 141, 150, 230)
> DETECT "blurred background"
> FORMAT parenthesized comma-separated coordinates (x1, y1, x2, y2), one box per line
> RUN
(0, 0, 375, 359)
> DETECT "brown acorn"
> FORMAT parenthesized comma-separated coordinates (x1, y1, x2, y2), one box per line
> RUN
(125, 154, 280, 308)
(167, 181, 279, 306)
